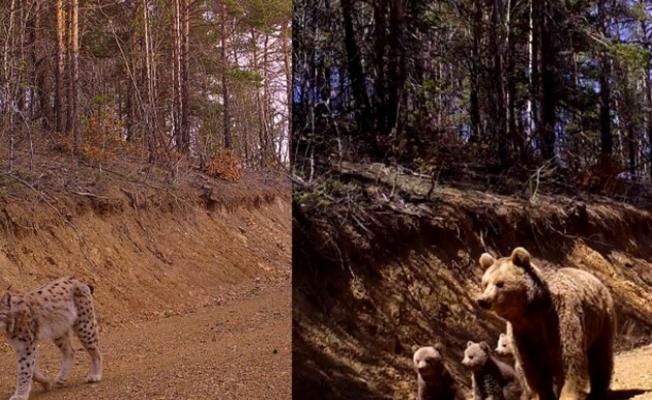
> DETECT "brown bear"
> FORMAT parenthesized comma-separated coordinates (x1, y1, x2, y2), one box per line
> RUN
(494, 332, 514, 364)
(462, 340, 522, 400)
(476, 247, 616, 400)
(412, 344, 466, 400)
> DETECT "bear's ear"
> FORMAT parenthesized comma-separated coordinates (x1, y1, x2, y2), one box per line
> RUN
(499, 333, 506, 339)
(466, 340, 474, 348)
(411, 344, 420, 354)
(479, 341, 491, 352)
(510, 247, 531, 268)
(479, 253, 495, 269)
(433, 343, 444, 353)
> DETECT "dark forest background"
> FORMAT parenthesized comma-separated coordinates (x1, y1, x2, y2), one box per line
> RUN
(292, 0, 652, 195)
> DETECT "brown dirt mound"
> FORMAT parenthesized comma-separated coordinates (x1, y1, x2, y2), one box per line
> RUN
(0, 147, 290, 325)
(293, 162, 652, 400)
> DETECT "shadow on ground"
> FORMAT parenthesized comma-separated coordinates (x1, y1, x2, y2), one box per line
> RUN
(610, 389, 652, 400)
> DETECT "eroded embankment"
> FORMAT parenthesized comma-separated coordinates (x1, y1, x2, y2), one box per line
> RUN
(293, 166, 652, 400)
(0, 172, 291, 327)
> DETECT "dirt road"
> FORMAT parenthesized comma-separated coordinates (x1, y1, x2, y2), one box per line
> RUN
(612, 345, 652, 400)
(0, 281, 291, 400)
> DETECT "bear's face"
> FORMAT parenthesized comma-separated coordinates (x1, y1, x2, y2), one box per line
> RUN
(476, 247, 533, 320)
(495, 332, 512, 356)
(461, 341, 491, 371)
(412, 344, 445, 378)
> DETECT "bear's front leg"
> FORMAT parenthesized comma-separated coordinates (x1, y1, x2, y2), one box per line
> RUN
(472, 375, 483, 400)
(518, 356, 556, 400)
(558, 313, 591, 400)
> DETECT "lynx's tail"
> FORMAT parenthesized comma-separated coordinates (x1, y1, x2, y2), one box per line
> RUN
(69, 276, 95, 296)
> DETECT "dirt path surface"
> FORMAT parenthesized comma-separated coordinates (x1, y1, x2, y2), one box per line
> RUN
(0, 281, 291, 400)
(612, 346, 652, 400)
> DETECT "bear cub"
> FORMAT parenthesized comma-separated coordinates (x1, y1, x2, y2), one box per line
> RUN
(494, 333, 514, 364)
(462, 340, 522, 400)
(412, 344, 466, 400)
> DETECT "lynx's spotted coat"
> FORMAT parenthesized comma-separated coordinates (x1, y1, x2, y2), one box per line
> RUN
(0, 277, 102, 400)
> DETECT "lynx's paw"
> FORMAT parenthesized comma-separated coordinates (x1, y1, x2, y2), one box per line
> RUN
(40, 379, 52, 392)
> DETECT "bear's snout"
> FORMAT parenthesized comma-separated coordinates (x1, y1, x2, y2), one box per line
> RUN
(476, 296, 490, 309)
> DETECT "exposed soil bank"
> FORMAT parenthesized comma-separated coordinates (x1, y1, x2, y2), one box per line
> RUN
(293, 162, 652, 400)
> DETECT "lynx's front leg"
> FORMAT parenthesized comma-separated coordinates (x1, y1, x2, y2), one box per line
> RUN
(9, 340, 38, 400)
(31, 353, 51, 392)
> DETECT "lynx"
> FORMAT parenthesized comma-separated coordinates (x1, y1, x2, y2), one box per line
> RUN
(0, 277, 102, 400)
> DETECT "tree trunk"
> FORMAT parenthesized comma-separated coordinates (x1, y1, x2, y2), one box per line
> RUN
(538, 0, 556, 160)
(173, 0, 186, 153)
(221, 2, 232, 149)
(180, 0, 190, 153)
(598, 53, 612, 156)
(144, 0, 161, 161)
(373, 0, 387, 134)
(252, 29, 265, 167)
(340, 0, 371, 133)
(69, 0, 80, 148)
(33, 0, 52, 129)
(3, 0, 17, 170)
(642, 16, 652, 180)
(127, 4, 139, 143)
(598, 0, 612, 156)
(387, 0, 405, 136)
(55, 0, 66, 135)
(468, 0, 483, 143)
(525, 0, 533, 143)
(489, 0, 508, 167)
(261, 29, 273, 167)
(506, 0, 520, 160)
(626, 109, 635, 178)
(282, 19, 290, 163)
